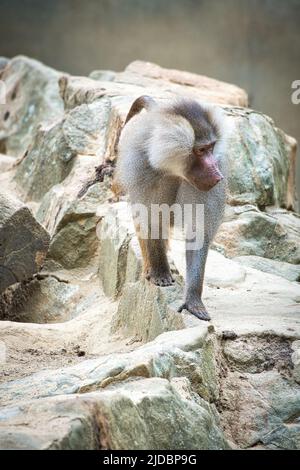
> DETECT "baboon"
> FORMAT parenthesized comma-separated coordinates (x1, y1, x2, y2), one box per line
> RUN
(115, 95, 230, 320)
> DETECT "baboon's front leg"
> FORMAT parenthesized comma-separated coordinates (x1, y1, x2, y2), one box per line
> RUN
(178, 238, 210, 321)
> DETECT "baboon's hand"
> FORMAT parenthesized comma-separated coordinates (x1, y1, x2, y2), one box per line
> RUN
(145, 269, 175, 287)
(178, 299, 211, 321)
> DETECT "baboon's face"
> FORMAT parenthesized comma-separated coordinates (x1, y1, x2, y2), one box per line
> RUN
(185, 140, 223, 191)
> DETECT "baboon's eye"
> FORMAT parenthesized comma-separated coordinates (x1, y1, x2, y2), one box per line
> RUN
(194, 147, 205, 157)
(193, 145, 209, 157)
(193, 141, 216, 157)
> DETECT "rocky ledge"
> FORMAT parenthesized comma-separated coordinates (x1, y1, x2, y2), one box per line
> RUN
(0, 56, 299, 450)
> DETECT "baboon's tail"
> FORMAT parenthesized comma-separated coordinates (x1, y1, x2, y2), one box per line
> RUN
(125, 95, 156, 124)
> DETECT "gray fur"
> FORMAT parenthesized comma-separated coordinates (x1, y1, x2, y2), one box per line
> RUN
(116, 97, 230, 320)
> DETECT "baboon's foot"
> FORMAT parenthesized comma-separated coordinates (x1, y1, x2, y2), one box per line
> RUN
(178, 298, 211, 321)
(145, 269, 175, 287)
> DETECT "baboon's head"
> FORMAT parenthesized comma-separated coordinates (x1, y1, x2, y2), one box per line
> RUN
(148, 98, 224, 191)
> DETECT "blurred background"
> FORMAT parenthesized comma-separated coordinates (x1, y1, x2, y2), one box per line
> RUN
(0, 0, 299, 197)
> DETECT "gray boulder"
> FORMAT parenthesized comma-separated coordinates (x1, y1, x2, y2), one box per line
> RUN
(89, 69, 116, 81)
(0, 192, 49, 295)
(215, 205, 300, 264)
(36, 157, 112, 269)
(14, 277, 80, 323)
(0, 377, 229, 450)
(0, 57, 9, 72)
(225, 108, 297, 210)
(0, 56, 63, 157)
(98, 202, 135, 298)
(14, 97, 111, 201)
(234, 255, 300, 282)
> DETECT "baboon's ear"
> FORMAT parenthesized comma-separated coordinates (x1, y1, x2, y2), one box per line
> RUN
(125, 95, 156, 124)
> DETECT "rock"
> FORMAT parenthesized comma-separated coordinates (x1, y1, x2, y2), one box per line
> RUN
(14, 277, 81, 323)
(14, 120, 75, 201)
(266, 206, 300, 240)
(0, 377, 229, 450)
(58, 75, 170, 167)
(61, 60, 248, 110)
(285, 135, 298, 210)
(113, 279, 200, 343)
(0, 325, 218, 406)
(0, 59, 8, 106)
(125, 237, 143, 283)
(0, 56, 63, 157)
(215, 205, 300, 264)
(36, 157, 112, 269)
(0, 154, 15, 172)
(291, 340, 300, 384)
(0, 281, 38, 322)
(0, 57, 9, 72)
(220, 345, 296, 450)
(225, 108, 297, 210)
(89, 70, 116, 81)
(234, 255, 300, 282)
(220, 369, 300, 449)
(0, 192, 49, 294)
(48, 215, 99, 270)
(14, 97, 111, 201)
(206, 251, 247, 287)
(0, 274, 127, 381)
(116, 61, 248, 106)
(36, 157, 107, 235)
(0, 393, 101, 450)
(222, 335, 293, 374)
(170, 244, 300, 339)
(89, 377, 229, 450)
(98, 202, 135, 298)
(59, 75, 110, 110)
(98, 200, 300, 344)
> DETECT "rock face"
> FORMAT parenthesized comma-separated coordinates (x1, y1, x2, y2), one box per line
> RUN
(0, 57, 9, 72)
(0, 56, 299, 450)
(0, 377, 228, 450)
(225, 108, 296, 210)
(215, 205, 300, 264)
(14, 97, 111, 201)
(0, 326, 228, 449)
(234, 255, 300, 282)
(14, 277, 81, 324)
(115, 60, 248, 107)
(219, 333, 300, 449)
(0, 192, 49, 295)
(98, 202, 135, 299)
(0, 154, 15, 172)
(36, 158, 112, 269)
(0, 326, 217, 406)
(0, 56, 63, 157)
(292, 341, 300, 384)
